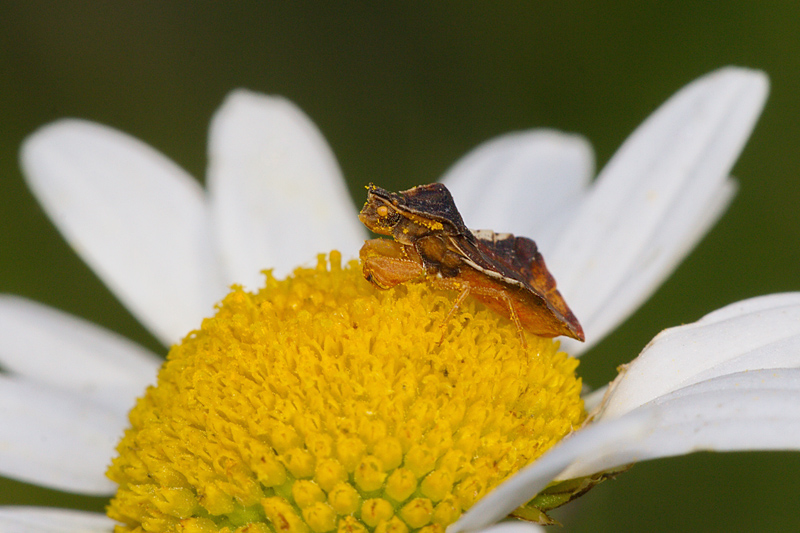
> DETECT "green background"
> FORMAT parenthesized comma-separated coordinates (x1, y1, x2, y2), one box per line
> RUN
(1, 3, 799, 532)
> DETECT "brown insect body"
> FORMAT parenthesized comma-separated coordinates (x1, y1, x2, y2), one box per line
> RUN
(359, 183, 584, 342)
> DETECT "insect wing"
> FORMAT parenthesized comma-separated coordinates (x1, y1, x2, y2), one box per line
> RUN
(470, 231, 584, 341)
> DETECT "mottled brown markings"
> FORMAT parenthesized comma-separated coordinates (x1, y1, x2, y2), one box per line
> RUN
(358, 183, 584, 343)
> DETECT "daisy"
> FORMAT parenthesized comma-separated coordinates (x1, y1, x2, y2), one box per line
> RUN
(1, 67, 796, 533)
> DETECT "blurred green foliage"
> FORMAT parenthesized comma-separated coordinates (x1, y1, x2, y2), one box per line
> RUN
(1, 2, 799, 531)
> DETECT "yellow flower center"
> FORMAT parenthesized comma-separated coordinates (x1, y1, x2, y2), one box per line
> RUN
(106, 252, 585, 533)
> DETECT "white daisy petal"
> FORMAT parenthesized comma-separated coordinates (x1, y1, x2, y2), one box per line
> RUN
(20, 120, 224, 346)
(581, 384, 609, 413)
(696, 292, 800, 325)
(655, 367, 800, 397)
(458, 369, 800, 531)
(440, 130, 594, 256)
(0, 377, 121, 495)
(0, 506, 113, 533)
(0, 295, 160, 416)
(599, 293, 800, 419)
(450, 414, 654, 533)
(549, 67, 769, 353)
(208, 90, 366, 286)
(468, 521, 546, 533)
(559, 369, 800, 480)
(559, 177, 737, 356)
(459, 292, 798, 531)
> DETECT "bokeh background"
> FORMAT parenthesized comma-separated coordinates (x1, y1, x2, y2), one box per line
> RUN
(2, 3, 799, 532)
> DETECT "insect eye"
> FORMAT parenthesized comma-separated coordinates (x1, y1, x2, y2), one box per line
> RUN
(377, 205, 390, 217)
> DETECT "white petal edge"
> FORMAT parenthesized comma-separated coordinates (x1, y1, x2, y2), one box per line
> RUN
(440, 130, 594, 257)
(559, 177, 737, 355)
(559, 368, 800, 479)
(598, 293, 800, 419)
(549, 67, 768, 353)
(0, 295, 160, 416)
(0, 377, 120, 495)
(461, 521, 546, 533)
(0, 507, 113, 533)
(581, 384, 608, 413)
(208, 90, 367, 286)
(453, 369, 800, 532)
(20, 120, 225, 346)
(450, 413, 652, 532)
(697, 292, 800, 325)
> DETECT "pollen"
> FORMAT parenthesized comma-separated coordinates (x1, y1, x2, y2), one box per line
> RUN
(106, 252, 585, 533)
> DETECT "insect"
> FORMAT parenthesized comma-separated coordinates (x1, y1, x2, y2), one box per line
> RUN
(358, 183, 584, 343)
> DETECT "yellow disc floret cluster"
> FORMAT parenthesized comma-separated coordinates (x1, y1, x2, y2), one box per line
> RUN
(107, 252, 585, 533)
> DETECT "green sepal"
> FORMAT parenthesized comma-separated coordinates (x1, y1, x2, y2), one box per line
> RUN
(510, 465, 631, 524)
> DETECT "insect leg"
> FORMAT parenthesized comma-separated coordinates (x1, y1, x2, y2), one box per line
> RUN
(426, 278, 471, 344)
(460, 277, 528, 347)
(442, 284, 472, 339)
(360, 239, 425, 289)
(498, 291, 527, 348)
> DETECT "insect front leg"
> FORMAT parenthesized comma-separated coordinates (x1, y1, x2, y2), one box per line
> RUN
(360, 239, 426, 289)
